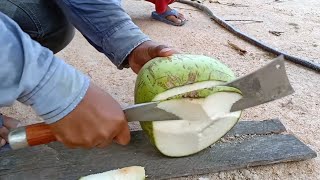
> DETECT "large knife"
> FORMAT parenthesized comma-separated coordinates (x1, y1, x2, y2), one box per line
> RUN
(8, 55, 294, 150)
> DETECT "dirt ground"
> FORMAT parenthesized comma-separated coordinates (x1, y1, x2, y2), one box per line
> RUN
(2, 0, 320, 179)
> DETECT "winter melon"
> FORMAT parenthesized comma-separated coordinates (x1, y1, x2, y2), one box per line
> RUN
(134, 54, 242, 157)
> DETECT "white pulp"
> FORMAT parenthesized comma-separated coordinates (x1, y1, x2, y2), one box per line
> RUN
(152, 81, 242, 157)
(80, 166, 145, 180)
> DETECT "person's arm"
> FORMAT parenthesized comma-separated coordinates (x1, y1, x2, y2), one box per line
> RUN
(55, 0, 151, 69)
(0, 12, 90, 124)
(0, 12, 130, 148)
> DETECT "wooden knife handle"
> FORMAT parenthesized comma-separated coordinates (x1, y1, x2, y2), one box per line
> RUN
(8, 122, 57, 149)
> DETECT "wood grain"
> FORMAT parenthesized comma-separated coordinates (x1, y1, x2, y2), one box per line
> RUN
(225, 118, 286, 136)
(0, 119, 316, 180)
(25, 123, 57, 146)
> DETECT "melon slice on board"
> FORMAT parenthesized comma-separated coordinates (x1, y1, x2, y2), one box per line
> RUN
(80, 166, 145, 180)
(134, 54, 243, 157)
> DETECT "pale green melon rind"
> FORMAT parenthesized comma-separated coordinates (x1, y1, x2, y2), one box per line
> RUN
(134, 54, 236, 103)
(166, 86, 242, 100)
(134, 54, 239, 153)
(140, 121, 155, 146)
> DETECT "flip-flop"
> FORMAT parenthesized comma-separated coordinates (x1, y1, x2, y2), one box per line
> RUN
(0, 113, 12, 153)
(151, 9, 186, 26)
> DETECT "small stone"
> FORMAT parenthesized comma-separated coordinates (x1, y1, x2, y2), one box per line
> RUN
(198, 177, 209, 180)
(242, 169, 251, 177)
(253, 174, 259, 180)
(210, 144, 215, 148)
(218, 172, 226, 179)
(233, 175, 242, 180)
(220, 138, 226, 143)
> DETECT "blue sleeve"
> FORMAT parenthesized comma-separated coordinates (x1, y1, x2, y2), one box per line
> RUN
(0, 12, 90, 124)
(55, 0, 151, 69)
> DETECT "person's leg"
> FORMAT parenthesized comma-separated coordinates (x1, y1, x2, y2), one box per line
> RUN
(0, 0, 75, 149)
(146, 0, 186, 26)
(0, 0, 75, 54)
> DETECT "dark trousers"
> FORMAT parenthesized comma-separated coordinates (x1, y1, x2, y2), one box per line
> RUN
(0, 0, 75, 54)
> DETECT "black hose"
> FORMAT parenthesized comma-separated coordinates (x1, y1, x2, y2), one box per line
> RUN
(176, 0, 320, 73)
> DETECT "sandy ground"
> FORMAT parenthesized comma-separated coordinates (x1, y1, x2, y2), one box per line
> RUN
(2, 0, 320, 179)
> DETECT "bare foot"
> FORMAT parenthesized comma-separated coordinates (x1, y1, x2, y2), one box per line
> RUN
(165, 6, 186, 25)
(0, 114, 20, 147)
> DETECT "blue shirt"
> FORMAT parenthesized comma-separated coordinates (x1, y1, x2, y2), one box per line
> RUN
(0, 0, 150, 124)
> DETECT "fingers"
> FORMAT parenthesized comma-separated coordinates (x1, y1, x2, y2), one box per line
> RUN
(128, 40, 180, 74)
(113, 123, 131, 145)
(0, 126, 8, 146)
(52, 120, 130, 149)
(53, 134, 80, 149)
(91, 127, 130, 148)
(48, 83, 132, 150)
(94, 120, 131, 148)
(95, 139, 113, 148)
(0, 138, 6, 147)
(159, 47, 177, 56)
(0, 115, 20, 143)
(0, 126, 9, 141)
(3, 116, 20, 129)
(148, 44, 178, 58)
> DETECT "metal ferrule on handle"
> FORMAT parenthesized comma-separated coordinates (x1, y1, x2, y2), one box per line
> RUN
(8, 123, 57, 150)
(8, 127, 28, 149)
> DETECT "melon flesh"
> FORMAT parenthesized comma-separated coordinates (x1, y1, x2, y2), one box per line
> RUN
(79, 166, 145, 180)
(153, 90, 242, 157)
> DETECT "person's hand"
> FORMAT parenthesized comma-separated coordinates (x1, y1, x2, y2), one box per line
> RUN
(128, 40, 178, 74)
(48, 83, 130, 149)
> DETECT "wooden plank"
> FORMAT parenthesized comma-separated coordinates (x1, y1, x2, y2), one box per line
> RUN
(0, 119, 286, 154)
(0, 120, 316, 180)
(225, 119, 286, 136)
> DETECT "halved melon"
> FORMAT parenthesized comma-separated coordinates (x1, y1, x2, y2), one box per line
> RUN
(134, 54, 242, 157)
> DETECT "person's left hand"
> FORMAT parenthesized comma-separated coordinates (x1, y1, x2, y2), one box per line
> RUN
(128, 40, 178, 74)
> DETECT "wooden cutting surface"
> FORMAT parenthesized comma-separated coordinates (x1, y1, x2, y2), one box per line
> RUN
(0, 119, 317, 180)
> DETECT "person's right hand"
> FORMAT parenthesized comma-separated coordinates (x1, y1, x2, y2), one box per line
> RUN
(48, 83, 130, 149)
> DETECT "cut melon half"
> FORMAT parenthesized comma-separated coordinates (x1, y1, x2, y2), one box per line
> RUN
(149, 83, 242, 157)
(134, 54, 243, 157)
(79, 166, 145, 180)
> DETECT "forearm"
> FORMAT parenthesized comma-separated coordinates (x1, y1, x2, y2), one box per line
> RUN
(0, 12, 90, 124)
(55, 0, 151, 69)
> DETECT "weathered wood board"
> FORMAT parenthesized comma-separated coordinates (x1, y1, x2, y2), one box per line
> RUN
(0, 119, 317, 180)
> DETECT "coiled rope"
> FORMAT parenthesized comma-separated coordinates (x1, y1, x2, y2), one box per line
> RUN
(176, 0, 320, 73)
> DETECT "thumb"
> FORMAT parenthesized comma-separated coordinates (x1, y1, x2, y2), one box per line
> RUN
(148, 45, 178, 58)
